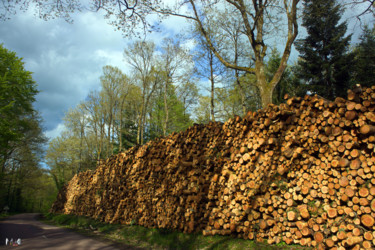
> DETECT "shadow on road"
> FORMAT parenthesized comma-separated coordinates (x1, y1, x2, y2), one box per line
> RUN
(0, 213, 137, 249)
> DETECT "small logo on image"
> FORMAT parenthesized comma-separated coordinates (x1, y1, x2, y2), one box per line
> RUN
(5, 238, 21, 246)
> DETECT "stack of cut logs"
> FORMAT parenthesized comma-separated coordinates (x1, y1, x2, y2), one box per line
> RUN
(52, 85, 375, 249)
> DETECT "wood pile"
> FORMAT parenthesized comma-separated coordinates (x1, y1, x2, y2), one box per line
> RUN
(51, 85, 375, 249)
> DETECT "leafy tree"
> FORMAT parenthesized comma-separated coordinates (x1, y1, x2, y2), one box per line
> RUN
(0, 44, 38, 169)
(200, 6, 254, 116)
(149, 81, 193, 139)
(100, 65, 130, 154)
(118, 84, 142, 149)
(195, 96, 211, 124)
(295, 0, 352, 100)
(46, 132, 81, 190)
(1, 1, 299, 108)
(63, 104, 97, 170)
(351, 25, 375, 87)
(215, 87, 242, 121)
(214, 77, 261, 121)
(153, 1, 299, 108)
(192, 22, 227, 122)
(82, 91, 108, 160)
(159, 38, 193, 135)
(0, 44, 48, 212)
(124, 41, 160, 145)
(177, 81, 199, 117)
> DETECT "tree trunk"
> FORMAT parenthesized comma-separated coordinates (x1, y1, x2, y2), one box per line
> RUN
(137, 114, 142, 145)
(99, 121, 105, 160)
(119, 107, 123, 152)
(79, 124, 83, 173)
(258, 83, 274, 109)
(209, 52, 215, 122)
(141, 114, 145, 145)
(256, 61, 274, 108)
(235, 70, 246, 116)
(163, 77, 169, 136)
(107, 113, 112, 157)
(111, 113, 115, 154)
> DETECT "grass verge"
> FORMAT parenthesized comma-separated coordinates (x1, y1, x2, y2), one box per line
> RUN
(0, 212, 19, 220)
(42, 213, 311, 250)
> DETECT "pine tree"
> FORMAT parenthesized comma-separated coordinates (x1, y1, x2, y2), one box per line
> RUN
(295, 0, 352, 100)
(351, 25, 375, 88)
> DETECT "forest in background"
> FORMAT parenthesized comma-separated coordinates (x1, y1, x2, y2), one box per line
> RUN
(0, 0, 374, 213)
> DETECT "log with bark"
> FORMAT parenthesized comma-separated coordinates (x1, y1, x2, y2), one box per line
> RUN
(51, 85, 375, 249)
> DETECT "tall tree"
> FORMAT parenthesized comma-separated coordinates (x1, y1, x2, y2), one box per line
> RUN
(211, 7, 254, 116)
(195, 96, 212, 124)
(83, 91, 107, 160)
(177, 81, 199, 117)
(124, 41, 159, 145)
(1, 1, 299, 108)
(192, 22, 227, 122)
(148, 80, 194, 139)
(0, 44, 38, 170)
(46, 132, 81, 190)
(153, 1, 299, 108)
(99, 65, 129, 154)
(295, 0, 352, 100)
(351, 25, 375, 87)
(0, 44, 47, 212)
(159, 38, 192, 136)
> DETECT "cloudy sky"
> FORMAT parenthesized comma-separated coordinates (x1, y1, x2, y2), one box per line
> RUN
(0, 2, 372, 142)
(0, 5, 191, 140)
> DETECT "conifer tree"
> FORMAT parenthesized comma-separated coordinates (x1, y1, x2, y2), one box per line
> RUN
(352, 25, 375, 88)
(295, 0, 352, 100)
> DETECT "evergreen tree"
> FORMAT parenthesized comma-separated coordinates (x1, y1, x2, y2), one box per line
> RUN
(351, 25, 375, 88)
(295, 0, 352, 100)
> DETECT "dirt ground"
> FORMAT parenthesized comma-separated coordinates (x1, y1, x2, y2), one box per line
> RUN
(0, 213, 137, 249)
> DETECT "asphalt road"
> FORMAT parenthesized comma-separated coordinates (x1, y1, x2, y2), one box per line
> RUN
(0, 213, 137, 249)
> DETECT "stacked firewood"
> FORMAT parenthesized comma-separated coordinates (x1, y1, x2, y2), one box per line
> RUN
(51, 85, 375, 249)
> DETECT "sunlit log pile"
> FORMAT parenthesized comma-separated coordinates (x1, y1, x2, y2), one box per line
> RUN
(52, 85, 375, 249)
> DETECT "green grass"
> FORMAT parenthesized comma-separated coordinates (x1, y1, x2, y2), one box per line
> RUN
(42, 213, 311, 250)
(0, 213, 10, 220)
(0, 212, 19, 220)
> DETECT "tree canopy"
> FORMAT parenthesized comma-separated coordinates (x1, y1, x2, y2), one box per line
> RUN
(0, 43, 39, 168)
(294, 0, 352, 100)
(351, 25, 375, 87)
(0, 44, 49, 213)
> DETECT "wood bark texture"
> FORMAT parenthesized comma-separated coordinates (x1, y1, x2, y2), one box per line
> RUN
(52, 85, 375, 249)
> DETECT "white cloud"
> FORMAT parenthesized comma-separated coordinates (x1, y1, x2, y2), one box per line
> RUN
(45, 123, 66, 140)
(0, 7, 128, 133)
(181, 38, 196, 52)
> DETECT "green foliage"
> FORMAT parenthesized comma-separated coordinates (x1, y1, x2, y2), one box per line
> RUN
(351, 25, 375, 87)
(0, 44, 38, 162)
(194, 96, 211, 124)
(46, 133, 83, 190)
(45, 40, 197, 190)
(196, 73, 262, 123)
(294, 0, 352, 100)
(0, 44, 49, 213)
(266, 48, 296, 105)
(149, 82, 193, 140)
(215, 83, 258, 121)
